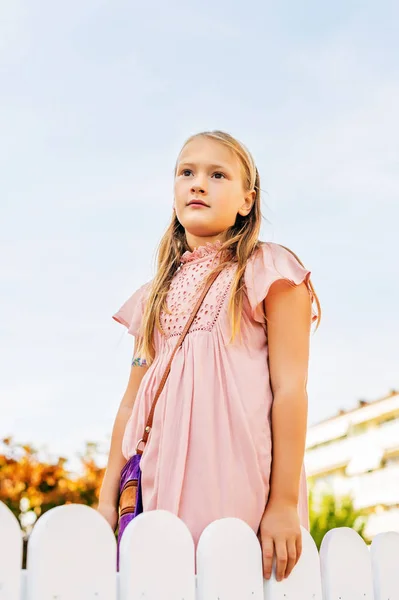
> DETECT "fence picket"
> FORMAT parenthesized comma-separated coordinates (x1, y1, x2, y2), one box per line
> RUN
(119, 509, 195, 600)
(0, 502, 22, 600)
(196, 517, 264, 600)
(26, 504, 117, 600)
(320, 527, 374, 600)
(370, 531, 399, 600)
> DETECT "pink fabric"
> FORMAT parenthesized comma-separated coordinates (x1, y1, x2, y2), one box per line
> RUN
(113, 241, 317, 545)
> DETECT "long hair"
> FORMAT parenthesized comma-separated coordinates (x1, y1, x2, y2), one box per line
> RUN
(137, 130, 321, 364)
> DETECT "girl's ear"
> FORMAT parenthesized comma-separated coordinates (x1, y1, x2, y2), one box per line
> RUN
(238, 189, 256, 217)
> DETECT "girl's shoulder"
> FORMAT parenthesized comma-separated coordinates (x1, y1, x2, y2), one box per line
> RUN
(112, 280, 153, 336)
(244, 241, 317, 324)
(245, 241, 306, 280)
(246, 240, 297, 266)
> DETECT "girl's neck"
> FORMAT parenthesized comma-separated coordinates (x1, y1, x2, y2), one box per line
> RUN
(185, 233, 225, 251)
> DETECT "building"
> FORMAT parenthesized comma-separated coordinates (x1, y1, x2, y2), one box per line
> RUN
(305, 389, 399, 538)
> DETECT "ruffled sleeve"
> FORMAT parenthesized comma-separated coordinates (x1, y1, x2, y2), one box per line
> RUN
(112, 281, 152, 337)
(245, 242, 318, 325)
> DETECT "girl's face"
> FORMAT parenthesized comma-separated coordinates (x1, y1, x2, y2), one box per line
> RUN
(174, 137, 255, 248)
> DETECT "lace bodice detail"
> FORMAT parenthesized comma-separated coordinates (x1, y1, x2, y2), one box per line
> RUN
(180, 239, 223, 264)
(160, 241, 236, 338)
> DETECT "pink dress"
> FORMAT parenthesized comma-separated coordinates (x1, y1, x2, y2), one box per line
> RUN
(113, 240, 318, 545)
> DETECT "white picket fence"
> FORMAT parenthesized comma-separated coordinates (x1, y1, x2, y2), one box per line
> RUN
(1, 500, 399, 599)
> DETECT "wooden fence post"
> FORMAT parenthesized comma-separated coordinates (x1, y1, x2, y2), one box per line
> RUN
(320, 527, 374, 600)
(0, 502, 22, 600)
(119, 509, 195, 600)
(370, 531, 399, 600)
(26, 504, 117, 600)
(196, 517, 264, 600)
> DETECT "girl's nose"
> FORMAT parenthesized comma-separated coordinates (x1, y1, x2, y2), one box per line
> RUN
(191, 185, 205, 194)
(191, 182, 206, 194)
(190, 172, 207, 194)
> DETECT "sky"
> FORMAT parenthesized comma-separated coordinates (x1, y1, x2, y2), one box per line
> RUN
(1, 0, 398, 472)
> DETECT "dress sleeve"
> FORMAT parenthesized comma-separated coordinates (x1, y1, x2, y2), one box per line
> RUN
(112, 281, 152, 337)
(245, 242, 318, 325)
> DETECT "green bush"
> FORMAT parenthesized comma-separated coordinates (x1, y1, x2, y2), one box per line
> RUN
(309, 486, 370, 549)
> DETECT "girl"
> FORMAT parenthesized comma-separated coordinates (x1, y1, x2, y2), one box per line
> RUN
(98, 130, 321, 581)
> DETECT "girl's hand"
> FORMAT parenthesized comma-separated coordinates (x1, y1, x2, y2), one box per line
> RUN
(97, 503, 119, 532)
(258, 501, 302, 581)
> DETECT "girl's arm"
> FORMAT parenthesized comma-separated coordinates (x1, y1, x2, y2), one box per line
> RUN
(97, 338, 149, 527)
(259, 278, 312, 581)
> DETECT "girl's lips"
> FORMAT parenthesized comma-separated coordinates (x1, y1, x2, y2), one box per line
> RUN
(188, 200, 209, 207)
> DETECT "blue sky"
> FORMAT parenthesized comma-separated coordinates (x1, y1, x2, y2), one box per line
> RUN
(1, 1, 398, 471)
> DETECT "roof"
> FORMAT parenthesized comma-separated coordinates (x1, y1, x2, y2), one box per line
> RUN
(310, 389, 398, 428)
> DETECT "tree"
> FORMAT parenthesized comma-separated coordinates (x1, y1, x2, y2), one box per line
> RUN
(309, 485, 370, 549)
(0, 437, 105, 532)
(0, 436, 106, 567)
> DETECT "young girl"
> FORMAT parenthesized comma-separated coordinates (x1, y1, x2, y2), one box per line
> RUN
(98, 130, 321, 582)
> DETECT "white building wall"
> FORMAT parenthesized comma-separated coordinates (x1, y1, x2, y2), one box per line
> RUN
(305, 391, 399, 538)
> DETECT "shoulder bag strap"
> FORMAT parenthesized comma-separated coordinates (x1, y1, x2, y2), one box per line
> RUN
(136, 267, 222, 454)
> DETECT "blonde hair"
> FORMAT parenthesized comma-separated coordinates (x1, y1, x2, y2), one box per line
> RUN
(137, 130, 321, 364)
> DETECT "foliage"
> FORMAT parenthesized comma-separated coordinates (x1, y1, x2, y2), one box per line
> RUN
(309, 485, 370, 549)
(0, 437, 105, 538)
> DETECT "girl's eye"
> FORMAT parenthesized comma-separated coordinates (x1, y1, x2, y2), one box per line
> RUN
(181, 169, 225, 179)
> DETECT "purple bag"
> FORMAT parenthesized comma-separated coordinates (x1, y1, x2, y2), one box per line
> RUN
(115, 269, 221, 571)
(117, 454, 143, 570)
